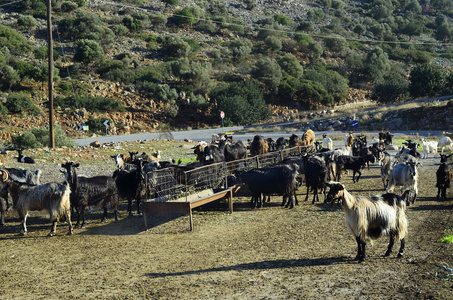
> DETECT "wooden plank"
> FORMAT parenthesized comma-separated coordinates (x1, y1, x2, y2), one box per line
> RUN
(189, 189, 232, 209)
(142, 201, 190, 214)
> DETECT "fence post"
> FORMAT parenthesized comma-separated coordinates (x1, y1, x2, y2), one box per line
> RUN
(256, 156, 260, 168)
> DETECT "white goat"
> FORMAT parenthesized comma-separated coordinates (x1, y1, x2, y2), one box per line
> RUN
(387, 161, 420, 204)
(322, 135, 333, 150)
(438, 136, 453, 154)
(0, 170, 72, 236)
(326, 182, 409, 262)
(420, 138, 437, 159)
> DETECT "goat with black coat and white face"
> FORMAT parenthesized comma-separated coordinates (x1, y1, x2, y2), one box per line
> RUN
(326, 182, 409, 263)
(62, 162, 119, 228)
(17, 149, 35, 164)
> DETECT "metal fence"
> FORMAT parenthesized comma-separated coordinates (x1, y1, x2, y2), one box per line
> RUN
(144, 145, 312, 202)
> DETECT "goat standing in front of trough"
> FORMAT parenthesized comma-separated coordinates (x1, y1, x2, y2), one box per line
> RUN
(326, 182, 409, 263)
(62, 162, 119, 228)
(113, 159, 146, 216)
(0, 169, 72, 236)
(233, 165, 298, 208)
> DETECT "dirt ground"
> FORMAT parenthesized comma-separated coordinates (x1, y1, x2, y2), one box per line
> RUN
(0, 146, 452, 300)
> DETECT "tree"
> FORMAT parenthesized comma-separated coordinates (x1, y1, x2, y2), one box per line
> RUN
(251, 58, 282, 91)
(161, 0, 178, 6)
(409, 63, 447, 97)
(294, 33, 323, 60)
(173, 7, 195, 27)
(74, 39, 104, 63)
(373, 72, 409, 103)
(211, 79, 270, 126)
(264, 36, 282, 53)
(364, 47, 391, 82)
(277, 53, 303, 78)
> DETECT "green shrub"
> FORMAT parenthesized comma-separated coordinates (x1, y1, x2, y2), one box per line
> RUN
(53, 95, 125, 112)
(5, 93, 40, 115)
(60, 1, 78, 12)
(86, 117, 113, 135)
(17, 15, 38, 28)
(9, 125, 76, 149)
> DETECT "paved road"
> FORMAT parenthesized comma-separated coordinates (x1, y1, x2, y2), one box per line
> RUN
(73, 126, 445, 146)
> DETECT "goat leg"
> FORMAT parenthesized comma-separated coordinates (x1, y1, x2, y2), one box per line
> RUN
(19, 212, 28, 235)
(397, 238, 405, 258)
(65, 209, 73, 235)
(48, 220, 57, 237)
(384, 234, 395, 257)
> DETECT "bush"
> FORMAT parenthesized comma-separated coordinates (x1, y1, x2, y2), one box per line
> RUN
(53, 95, 125, 113)
(73, 39, 104, 63)
(17, 15, 38, 28)
(86, 118, 113, 135)
(11, 131, 42, 149)
(60, 1, 78, 12)
(10, 125, 76, 149)
(5, 93, 40, 115)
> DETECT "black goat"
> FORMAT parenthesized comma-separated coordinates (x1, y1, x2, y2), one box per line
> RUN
(335, 154, 376, 183)
(440, 154, 453, 163)
(17, 149, 35, 164)
(202, 144, 225, 164)
(234, 165, 298, 208)
(304, 156, 329, 204)
(436, 163, 452, 200)
(113, 159, 146, 216)
(62, 162, 119, 228)
(219, 139, 247, 162)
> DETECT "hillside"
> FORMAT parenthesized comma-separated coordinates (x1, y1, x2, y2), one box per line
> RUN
(1, 0, 453, 141)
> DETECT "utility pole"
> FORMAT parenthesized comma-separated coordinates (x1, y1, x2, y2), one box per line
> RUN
(47, 0, 55, 148)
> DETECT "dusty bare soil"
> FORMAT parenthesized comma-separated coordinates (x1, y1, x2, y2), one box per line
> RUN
(0, 147, 452, 299)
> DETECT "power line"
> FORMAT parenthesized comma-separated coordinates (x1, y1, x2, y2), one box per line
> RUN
(0, 0, 24, 8)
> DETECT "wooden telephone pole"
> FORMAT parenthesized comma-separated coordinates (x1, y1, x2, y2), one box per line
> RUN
(47, 0, 55, 148)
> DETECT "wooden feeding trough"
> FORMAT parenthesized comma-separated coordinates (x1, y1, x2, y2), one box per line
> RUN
(142, 185, 241, 231)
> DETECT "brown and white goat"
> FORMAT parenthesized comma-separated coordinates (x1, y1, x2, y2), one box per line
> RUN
(326, 182, 409, 262)
(0, 170, 72, 236)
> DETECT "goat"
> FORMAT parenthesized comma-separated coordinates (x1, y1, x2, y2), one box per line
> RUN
(233, 165, 298, 208)
(140, 151, 161, 163)
(113, 159, 146, 216)
(0, 168, 42, 213)
(275, 137, 288, 151)
(219, 139, 247, 162)
(111, 154, 138, 171)
(301, 129, 315, 147)
(335, 154, 376, 183)
(380, 152, 398, 189)
(304, 156, 329, 204)
(436, 163, 453, 200)
(0, 169, 72, 236)
(326, 182, 409, 262)
(420, 138, 437, 159)
(17, 149, 35, 164)
(61, 162, 119, 228)
(440, 153, 453, 163)
(322, 134, 333, 150)
(250, 135, 268, 156)
(345, 132, 353, 147)
(387, 161, 420, 204)
(289, 134, 302, 148)
(438, 136, 453, 154)
(379, 132, 394, 145)
(202, 144, 225, 164)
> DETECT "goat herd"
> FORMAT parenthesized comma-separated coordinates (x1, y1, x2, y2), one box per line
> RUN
(0, 131, 452, 262)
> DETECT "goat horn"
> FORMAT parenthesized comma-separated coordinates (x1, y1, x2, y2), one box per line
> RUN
(0, 170, 9, 182)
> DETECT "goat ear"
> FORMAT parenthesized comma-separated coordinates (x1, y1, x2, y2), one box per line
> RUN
(75, 163, 80, 168)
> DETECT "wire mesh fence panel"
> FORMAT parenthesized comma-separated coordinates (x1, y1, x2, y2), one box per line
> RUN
(144, 145, 314, 202)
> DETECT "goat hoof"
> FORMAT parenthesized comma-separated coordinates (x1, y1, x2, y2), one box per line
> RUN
(397, 253, 403, 258)
(47, 232, 54, 237)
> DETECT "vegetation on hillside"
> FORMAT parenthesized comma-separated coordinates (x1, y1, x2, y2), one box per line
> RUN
(1, 0, 453, 131)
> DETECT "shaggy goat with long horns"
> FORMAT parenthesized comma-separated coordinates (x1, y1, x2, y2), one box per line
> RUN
(326, 182, 409, 263)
